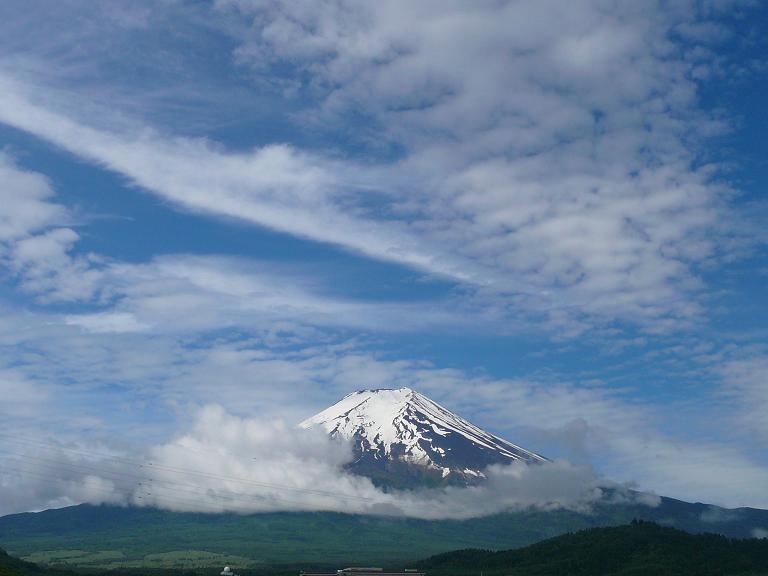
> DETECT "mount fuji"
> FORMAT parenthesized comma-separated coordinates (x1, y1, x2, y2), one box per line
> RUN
(300, 387, 547, 488)
(3, 388, 768, 567)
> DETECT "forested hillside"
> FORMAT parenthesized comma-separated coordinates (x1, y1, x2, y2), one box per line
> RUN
(415, 521, 768, 576)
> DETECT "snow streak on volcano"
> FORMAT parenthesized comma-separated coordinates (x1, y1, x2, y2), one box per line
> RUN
(300, 388, 547, 487)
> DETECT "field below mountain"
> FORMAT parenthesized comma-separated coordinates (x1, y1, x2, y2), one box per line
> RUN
(1, 496, 768, 568)
(0, 548, 74, 576)
(415, 521, 768, 576)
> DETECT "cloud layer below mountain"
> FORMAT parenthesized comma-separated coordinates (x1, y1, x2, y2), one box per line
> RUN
(0, 404, 650, 519)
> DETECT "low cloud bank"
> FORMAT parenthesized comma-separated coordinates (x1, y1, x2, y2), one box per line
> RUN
(1, 405, 656, 519)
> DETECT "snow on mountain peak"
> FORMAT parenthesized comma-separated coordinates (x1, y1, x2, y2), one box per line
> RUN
(300, 387, 547, 486)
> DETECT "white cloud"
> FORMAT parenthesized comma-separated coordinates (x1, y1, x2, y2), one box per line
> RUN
(220, 0, 738, 327)
(104, 255, 468, 334)
(717, 354, 768, 442)
(0, 0, 750, 332)
(134, 404, 379, 514)
(602, 432, 768, 509)
(0, 153, 478, 335)
(272, 352, 768, 509)
(403, 367, 768, 509)
(0, 0, 765, 517)
(10, 228, 106, 302)
(0, 436, 131, 516)
(0, 367, 49, 418)
(0, 404, 625, 518)
(64, 312, 150, 334)
(2, 311, 767, 510)
(0, 152, 106, 302)
(0, 153, 67, 241)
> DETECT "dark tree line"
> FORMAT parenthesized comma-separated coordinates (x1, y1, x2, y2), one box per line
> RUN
(414, 520, 768, 576)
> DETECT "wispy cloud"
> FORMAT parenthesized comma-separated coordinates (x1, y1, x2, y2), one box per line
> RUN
(2, 311, 767, 511)
(0, 151, 475, 333)
(220, 0, 742, 330)
(717, 353, 768, 443)
(0, 0, 751, 332)
(0, 0, 765, 517)
(0, 73, 476, 284)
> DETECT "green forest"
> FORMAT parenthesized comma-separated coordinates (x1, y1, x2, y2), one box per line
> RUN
(2, 498, 767, 568)
(4, 521, 768, 576)
(415, 520, 768, 576)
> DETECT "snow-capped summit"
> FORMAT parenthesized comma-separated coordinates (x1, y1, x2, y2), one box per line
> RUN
(300, 387, 547, 488)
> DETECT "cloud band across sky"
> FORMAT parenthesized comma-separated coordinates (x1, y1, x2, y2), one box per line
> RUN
(0, 0, 766, 515)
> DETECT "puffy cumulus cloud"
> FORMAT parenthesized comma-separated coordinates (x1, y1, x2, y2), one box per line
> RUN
(224, 0, 703, 144)
(0, 404, 633, 519)
(142, 406, 655, 518)
(9, 228, 106, 302)
(0, 153, 67, 241)
(0, 152, 106, 302)
(133, 404, 381, 514)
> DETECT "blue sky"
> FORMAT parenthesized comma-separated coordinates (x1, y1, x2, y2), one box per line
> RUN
(0, 0, 767, 515)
